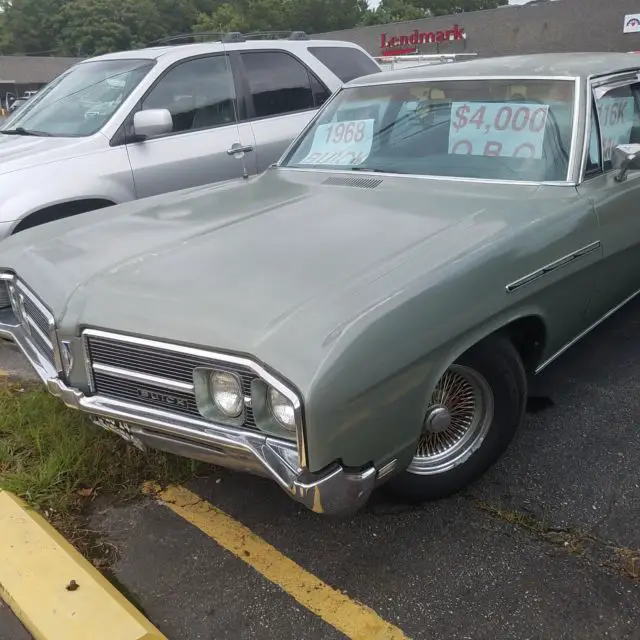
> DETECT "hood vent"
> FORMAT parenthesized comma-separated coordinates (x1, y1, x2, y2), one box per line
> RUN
(322, 176, 383, 189)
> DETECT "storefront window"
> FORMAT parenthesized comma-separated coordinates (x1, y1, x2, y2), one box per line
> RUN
(282, 78, 577, 183)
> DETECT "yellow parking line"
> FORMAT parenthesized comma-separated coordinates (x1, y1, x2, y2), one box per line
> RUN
(155, 485, 409, 640)
(0, 490, 166, 640)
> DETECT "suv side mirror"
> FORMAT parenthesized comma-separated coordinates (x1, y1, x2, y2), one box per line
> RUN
(613, 143, 640, 182)
(132, 109, 173, 140)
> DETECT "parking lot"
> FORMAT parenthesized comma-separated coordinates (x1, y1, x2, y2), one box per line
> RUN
(2, 293, 639, 639)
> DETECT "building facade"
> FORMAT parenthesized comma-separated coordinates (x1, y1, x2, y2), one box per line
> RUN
(0, 55, 81, 109)
(316, 0, 640, 60)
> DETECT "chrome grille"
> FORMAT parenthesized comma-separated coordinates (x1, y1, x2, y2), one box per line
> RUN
(85, 332, 258, 429)
(0, 280, 9, 309)
(12, 279, 56, 366)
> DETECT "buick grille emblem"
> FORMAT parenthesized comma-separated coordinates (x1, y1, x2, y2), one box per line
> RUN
(136, 388, 189, 409)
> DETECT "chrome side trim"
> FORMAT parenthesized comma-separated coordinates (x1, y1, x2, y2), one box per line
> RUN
(535, 285, 640, 374)
(354, 74, 580, 87)
(578, 77, 596, 183)
(279, 167, 573, 187)
(505, 241, 601, 293)
(83, 329, 308, 468)
(91, 362, 195, 393)
(567, 76, 584, 184)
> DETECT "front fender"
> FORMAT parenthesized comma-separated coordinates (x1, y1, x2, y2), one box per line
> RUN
(0, 149, 135, 225)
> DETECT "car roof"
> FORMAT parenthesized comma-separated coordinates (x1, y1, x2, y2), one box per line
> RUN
(347, 52, 640, 86)
(83, 39, 366, 65)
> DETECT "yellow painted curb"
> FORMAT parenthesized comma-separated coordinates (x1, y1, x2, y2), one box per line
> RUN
(0, 490, 167, 640)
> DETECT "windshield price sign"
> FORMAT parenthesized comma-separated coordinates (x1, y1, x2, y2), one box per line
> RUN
(597, 96, 635, 162)
(448, 102, 549, 159)
(299, 119, 374, 166)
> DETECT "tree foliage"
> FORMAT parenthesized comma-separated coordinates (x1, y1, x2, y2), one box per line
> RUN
(0, 0, 507, 57)
(195, 0, 369, 35)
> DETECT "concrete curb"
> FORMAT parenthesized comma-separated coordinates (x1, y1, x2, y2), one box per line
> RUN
(0, 490, 167, 640)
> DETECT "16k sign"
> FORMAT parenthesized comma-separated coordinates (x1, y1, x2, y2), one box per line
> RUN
(448, 102, 549, 159)
(597, 96, 635, 162)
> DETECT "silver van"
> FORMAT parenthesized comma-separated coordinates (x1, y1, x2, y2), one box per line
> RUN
(0, 32, 380, 239)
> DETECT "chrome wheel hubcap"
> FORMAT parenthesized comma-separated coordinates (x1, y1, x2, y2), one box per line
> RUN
(407, 364, 494, 475)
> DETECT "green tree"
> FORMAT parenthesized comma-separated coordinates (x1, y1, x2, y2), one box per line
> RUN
(359, 0, 430, 27)
(1, 0, 64, 54)
(424, 0, 507, 15)
(52, 0, 166, 56)
(195, 0, 367, 35)
(0, 11, 11, 53)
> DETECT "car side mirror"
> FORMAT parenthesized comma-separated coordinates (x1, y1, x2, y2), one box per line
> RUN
(613, 143, 640, 182)
(132, 109, 173, 140)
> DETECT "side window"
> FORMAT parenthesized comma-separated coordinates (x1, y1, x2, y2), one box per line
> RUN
(593, 81, 640, 171)
(142, 55, 237, 134)
(307, 46, 381, 83)
(241, 51, 328, 119)
(309, 73, 331, 108)
(585, 102, 602, 177)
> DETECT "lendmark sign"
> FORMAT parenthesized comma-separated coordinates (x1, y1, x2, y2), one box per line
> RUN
(380, 24, 466, 55)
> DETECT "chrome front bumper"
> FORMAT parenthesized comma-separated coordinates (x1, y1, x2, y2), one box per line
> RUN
(0, 317, 376, 516)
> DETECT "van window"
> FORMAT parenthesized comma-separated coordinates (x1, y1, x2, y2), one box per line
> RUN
(308, 46, 381, 83)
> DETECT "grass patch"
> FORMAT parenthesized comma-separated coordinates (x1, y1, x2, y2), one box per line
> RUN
(0, 380, 205, 520)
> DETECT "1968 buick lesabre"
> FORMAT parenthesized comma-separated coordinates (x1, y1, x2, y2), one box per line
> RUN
(1, 53, 640, 515)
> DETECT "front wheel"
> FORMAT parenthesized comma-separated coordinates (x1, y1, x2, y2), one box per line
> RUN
(387, 335, 526, 502)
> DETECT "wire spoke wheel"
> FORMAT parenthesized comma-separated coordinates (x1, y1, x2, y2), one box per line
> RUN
(407, 364, 495, 475)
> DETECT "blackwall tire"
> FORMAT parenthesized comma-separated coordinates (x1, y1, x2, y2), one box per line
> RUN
(387, 335, 527, 503)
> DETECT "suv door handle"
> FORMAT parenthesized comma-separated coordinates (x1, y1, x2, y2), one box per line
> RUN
(227, 143, 254, 156)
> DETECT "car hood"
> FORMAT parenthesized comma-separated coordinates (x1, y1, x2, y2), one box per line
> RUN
(0, 168, 542, 391)
(0, 133, 93, 175)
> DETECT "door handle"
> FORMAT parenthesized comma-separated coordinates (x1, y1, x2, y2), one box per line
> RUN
(227, 143, 254, 156)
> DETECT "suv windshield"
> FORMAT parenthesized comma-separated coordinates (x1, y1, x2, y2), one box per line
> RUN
(282, 78, 576, 182)
(1, 58, 154, 137)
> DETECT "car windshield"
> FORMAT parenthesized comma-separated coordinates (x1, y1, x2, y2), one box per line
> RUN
(281, 78, 577, 182)
(0, 58, 154, 137)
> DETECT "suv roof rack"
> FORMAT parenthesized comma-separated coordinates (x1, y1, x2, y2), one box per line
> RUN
(147, 30, 309, 47)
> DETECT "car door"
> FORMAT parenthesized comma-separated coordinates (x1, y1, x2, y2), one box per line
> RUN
(238, 50, 331, 173)
(576, 73, 640, 317)
(125, 54, 257, 199)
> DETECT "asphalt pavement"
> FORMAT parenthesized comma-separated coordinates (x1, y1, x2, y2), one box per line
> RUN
(1, 297, 639, 639)
(0, 598, 31, 640)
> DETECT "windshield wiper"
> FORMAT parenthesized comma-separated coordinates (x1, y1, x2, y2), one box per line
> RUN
(350, 167, 401, 174)
(0, 127, 52, 137)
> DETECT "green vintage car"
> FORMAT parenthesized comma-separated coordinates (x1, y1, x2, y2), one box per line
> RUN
(1, 53, 640, 515)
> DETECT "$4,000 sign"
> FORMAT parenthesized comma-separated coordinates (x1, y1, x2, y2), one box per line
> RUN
(448, 102, 549, 159)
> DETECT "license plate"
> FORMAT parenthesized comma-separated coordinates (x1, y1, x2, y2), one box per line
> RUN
(90, 415, 135, 442)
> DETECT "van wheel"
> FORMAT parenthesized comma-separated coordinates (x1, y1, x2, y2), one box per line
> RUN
(388, 335, 526, 502)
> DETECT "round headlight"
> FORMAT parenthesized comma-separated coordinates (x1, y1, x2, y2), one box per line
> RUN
(210, 371, 243, 418)
(267, 387, 296, 431)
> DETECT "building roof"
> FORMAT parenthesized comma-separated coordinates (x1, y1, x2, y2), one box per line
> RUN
(348, 52, 640, 86)
(0, 56, 82, 85)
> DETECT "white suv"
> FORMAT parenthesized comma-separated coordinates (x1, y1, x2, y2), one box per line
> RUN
(0, 32, 380, 239)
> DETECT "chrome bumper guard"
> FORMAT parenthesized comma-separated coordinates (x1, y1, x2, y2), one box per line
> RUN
(1, 318, 376, 516)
